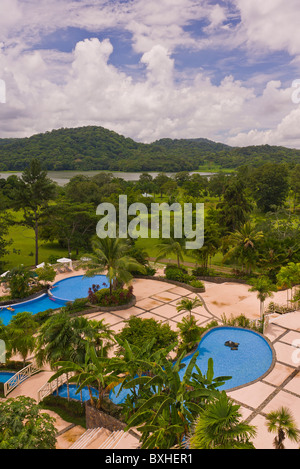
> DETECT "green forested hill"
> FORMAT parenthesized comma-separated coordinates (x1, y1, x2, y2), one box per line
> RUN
(0, 126, 299, 172)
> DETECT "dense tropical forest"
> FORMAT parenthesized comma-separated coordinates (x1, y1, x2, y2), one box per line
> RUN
(1, 126, 300, 172)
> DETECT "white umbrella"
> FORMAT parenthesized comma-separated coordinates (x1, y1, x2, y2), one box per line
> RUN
(57, 258, 73, 269)
(36, 262, 45, 269)
(0, 271, 9, 278)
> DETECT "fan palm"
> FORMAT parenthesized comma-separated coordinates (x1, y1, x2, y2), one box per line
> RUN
(265, 407, 300, 449)
(176, 297, 203, 320)
(155, 236, 186, 268)
(188, 391, 257, 449)
(249, 277, 276, 321)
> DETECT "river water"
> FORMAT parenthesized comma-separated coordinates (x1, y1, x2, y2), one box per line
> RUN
(0, 170, 214, 186)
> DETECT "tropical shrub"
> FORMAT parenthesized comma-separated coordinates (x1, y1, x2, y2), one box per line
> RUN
(165, 265, 201, 287)
(63, 298, 90, 314)
(116, 316, 177, 354)
(0, 396, 57, 449)
(89, 286, 134, 307)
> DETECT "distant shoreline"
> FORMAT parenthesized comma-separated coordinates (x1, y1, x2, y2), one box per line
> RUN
(0, 169, 221, 186)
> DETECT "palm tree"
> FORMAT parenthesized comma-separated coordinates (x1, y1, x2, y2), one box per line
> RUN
(36, 311, 115, 400)
(83, 237, 146, 295)
(249, 277, 276, 321)
(277, 263, 300, 308)
(6, 312, 39, 367)
(265, 407, 300, 449)
(176, 297, 203, 320)
(224, 222, 263, 275)
(155, 236, 186, 269)
(188, 391, 257, 449)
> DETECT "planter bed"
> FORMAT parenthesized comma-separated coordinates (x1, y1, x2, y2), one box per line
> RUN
(134, 275, 205, 293)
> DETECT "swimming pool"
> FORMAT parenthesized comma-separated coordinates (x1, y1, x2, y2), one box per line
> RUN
(0, 274, 109, 326)
(51, 275, 109, 302)
(109, 327, 274, 405)
(53, 383, 98, 401)
(0, 372, 15, 383)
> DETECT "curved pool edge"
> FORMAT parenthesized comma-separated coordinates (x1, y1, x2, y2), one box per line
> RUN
(196, 325, 277, 393)
(50, 273, 109, 303)
(0, 292, 48, 309)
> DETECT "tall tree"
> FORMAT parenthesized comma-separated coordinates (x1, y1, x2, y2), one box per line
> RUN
(249, 277, 276, 321)
(217, 178, 253, 233)
(251, 163, 289, 213)
(13, 159, 56, 266)
(40, 200, 98, 257)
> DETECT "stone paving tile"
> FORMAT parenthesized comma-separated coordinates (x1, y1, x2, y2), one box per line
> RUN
(283, 372, 300, 396)
(227, 381, 276, 409)
(135, 311, 169, 322)
(270, 311, 300, 331)
(261, 390, 300, 430)
(113, 307, 144, 320)
(262, 362, 296, 387)
(92, 312, 125, 326)
(151, 292, 182, 303)
(264, 324, 288, 343)
(279, 330, 300, 346)
(135, 298, 164, 310)
(167, 286, 192, 296)
(150, 303, 179, 319)
(273, 341, 299, 368)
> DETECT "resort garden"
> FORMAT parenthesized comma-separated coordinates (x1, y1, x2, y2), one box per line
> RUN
(0, 161, 300, 449)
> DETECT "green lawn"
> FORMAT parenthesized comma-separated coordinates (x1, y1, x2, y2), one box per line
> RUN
(3, 211, 69, 269)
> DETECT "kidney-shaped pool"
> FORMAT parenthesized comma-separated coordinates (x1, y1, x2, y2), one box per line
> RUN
(180, 326, 274, 391)
(109, 326, 275, 405)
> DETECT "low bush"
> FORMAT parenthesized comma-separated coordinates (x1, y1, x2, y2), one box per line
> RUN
(40, 395, 86, 428)
(63, 298, 90, 314)
(116, 316, 177, 354)
(165, 266, 204, 288)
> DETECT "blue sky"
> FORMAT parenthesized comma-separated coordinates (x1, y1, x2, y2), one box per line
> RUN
(0, 0, 300, 148)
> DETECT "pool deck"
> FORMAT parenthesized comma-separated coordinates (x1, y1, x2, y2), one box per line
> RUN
(4, 271, 300, 449)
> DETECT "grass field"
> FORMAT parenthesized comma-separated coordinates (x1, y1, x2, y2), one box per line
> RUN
(2, 211, 69, 269)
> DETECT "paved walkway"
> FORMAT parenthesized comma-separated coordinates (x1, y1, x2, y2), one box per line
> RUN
(6, 276, 300, 449)
(84, 278, 300, 449)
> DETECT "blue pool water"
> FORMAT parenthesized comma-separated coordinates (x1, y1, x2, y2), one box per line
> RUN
(0, 372, 15, 383)
(51, 275, 109, 302)
(0, 274, 109, 325)
(53, 383, 98, 401)
(109, 327, 274, 405)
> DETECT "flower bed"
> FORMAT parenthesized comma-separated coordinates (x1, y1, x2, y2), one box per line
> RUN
(87, 285, 136, 311)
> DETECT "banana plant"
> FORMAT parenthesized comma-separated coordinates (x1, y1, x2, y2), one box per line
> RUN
(124, 353, 230, 449)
